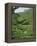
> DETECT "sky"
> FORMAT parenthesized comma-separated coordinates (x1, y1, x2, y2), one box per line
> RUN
(14, 7, 32, 13)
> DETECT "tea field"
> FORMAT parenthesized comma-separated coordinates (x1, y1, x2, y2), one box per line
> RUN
(11, 9, 33, 39)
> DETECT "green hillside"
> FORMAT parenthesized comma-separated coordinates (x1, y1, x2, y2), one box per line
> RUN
(11, 9, 33, 39)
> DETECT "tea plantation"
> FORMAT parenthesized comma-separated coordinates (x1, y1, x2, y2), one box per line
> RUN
(11, 9, 33, 39)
